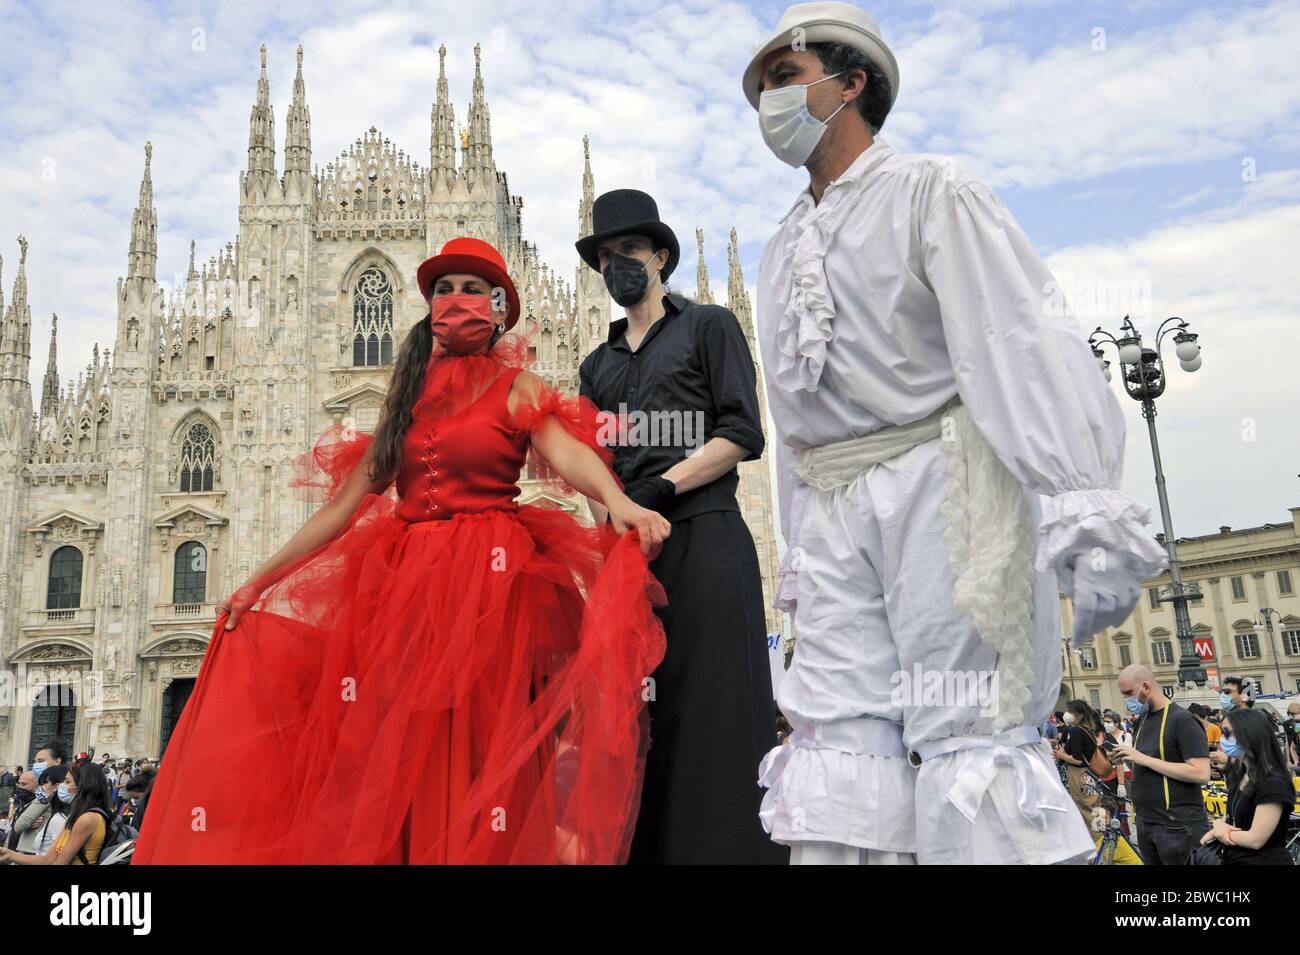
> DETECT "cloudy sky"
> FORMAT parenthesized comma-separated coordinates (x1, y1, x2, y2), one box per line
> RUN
(1, 0, 1297, 537)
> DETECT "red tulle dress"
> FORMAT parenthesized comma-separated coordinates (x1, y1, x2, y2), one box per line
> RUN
(132, 339, 667, 864)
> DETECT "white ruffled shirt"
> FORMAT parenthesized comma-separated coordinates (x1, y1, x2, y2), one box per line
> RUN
(756, 137, 1166, 606)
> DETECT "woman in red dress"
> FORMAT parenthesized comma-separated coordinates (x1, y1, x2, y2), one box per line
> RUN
(132, 238, 671, 864)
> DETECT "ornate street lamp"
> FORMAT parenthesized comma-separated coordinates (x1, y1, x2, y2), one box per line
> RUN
(1089, 315, 1206, 687)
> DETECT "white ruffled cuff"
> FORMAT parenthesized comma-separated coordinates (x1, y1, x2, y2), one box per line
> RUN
(757, 743, 916, 851)
(774, 561, 795, 613)
(1034, 488, 1167, 579)
(773, 548, 801, 613)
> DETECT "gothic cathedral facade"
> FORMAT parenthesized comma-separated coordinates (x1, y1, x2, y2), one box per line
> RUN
(0, 44, 779, 765)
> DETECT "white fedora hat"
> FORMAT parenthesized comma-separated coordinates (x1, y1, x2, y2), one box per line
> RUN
(742, 2, 899, 112)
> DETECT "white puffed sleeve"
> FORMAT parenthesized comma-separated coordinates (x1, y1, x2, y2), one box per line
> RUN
(921, 177, 1166, 580)
(772, 437, 814, 612)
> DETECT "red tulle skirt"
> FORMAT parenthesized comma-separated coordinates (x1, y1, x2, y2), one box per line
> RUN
(132, 494, 666, 864)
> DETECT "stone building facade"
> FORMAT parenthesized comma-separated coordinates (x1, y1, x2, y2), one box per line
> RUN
(1058, 507, 1300, 714)
(0, 44, 779, 764)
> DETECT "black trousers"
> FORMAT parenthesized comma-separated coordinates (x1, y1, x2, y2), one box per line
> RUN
(1136, 817, 1210, 865)
(627, 509, 789, 865)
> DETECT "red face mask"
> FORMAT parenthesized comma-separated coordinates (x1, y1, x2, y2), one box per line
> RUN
(430, 292, 497, 354)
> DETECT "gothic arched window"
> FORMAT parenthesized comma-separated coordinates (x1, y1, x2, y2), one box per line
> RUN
(180, 422, 215, 492)
(174, 540, 207, 604)
(352, 267, 394, 366)
(47, 545, 83, 610)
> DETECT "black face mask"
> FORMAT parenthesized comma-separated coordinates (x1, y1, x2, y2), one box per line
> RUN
(602, 251, 659, 307)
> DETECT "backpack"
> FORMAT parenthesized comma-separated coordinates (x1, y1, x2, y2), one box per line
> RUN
(76, 807, 138, 865)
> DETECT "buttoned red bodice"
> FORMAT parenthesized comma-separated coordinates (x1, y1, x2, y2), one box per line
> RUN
(394, 362, 529, 522)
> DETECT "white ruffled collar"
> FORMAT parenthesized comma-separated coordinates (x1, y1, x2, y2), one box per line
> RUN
(773, 138, 896, 394)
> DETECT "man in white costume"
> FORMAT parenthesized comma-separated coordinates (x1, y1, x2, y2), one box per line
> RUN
(744, 2, 1169, 865)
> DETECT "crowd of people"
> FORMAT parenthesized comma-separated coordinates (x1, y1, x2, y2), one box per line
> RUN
(1046, 669, 1299, 865)
(0, 742, 156, 864)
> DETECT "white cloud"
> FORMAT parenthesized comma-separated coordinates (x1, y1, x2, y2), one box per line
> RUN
(888, 1, 1300, 189)
(1047, 199, 1300, 533)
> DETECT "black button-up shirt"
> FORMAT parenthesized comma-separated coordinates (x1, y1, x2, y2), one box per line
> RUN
(579, 293, 765, 522)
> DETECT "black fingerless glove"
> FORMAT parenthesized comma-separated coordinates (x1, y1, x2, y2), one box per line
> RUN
(624, 475, 676, 512)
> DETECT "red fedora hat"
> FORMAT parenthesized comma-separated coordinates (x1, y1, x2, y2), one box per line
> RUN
(416, 237, 521, 330)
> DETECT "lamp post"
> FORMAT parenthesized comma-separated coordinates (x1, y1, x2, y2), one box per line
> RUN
(1253, 608, 1286, 694)
(1089, 315, 1206, 687)
(1062, 634, 1078, 700)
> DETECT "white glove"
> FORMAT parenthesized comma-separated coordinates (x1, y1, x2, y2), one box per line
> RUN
(1055, 547, 1142, 648)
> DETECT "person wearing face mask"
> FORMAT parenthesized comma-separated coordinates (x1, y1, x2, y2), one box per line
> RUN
(1199, 707, 1295, 864)
(3, 771, 38, 854)
(575, 190, 783, 865)
(1051, 701, 1105, 827)
(133, 237, 674, 865)
(0, 762, 119, 865)
(1213, 677, 1288, 772)
(1109, 665, 1211, 864)
(12, 764, 71, 857)
(28, 741, 66, 785)
(744, 2, 1166, 866)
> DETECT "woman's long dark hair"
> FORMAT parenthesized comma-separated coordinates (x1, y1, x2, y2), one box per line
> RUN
(367, 310, 504, 485)
(1224, 707, 1290, 796)
(64, 762, 113, 831)
(1065, 699, 1100, 735)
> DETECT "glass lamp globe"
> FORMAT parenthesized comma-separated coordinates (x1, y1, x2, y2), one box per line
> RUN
(1118, 343, 1142, 364)
(1179, 354, 1203, 372)
(1176, 339, 1200, 361)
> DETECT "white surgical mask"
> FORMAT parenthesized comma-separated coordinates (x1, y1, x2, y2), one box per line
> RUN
(758, 72, 847, 168)
(1061, 712, 1075, 724)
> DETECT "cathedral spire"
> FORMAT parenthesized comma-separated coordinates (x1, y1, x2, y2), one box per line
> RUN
(1, 235, 33, 389)
(578, 135, 595, 238)
(284, 44, 312, 182)
(11, 235, 28, 310)
(726, 227, 754, 338)
(245, 43, 277, 193)
(187, 239, 197, 281)
(694, 228, 715, 304)
(127, 143, 157, 280)
(464, 43, 494, 187)
(40, 313, 60, 418)
(430, 43, 457, 180)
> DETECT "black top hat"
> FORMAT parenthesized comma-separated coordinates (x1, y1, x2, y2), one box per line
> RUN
(575, 189, 680, 281)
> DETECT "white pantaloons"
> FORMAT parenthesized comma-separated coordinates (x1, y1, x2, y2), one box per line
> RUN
(761, 437, 1095, 865)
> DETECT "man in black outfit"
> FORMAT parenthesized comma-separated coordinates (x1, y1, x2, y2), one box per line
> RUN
(1111, 664, 1212, 864)
(576, 189, 787, 864)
